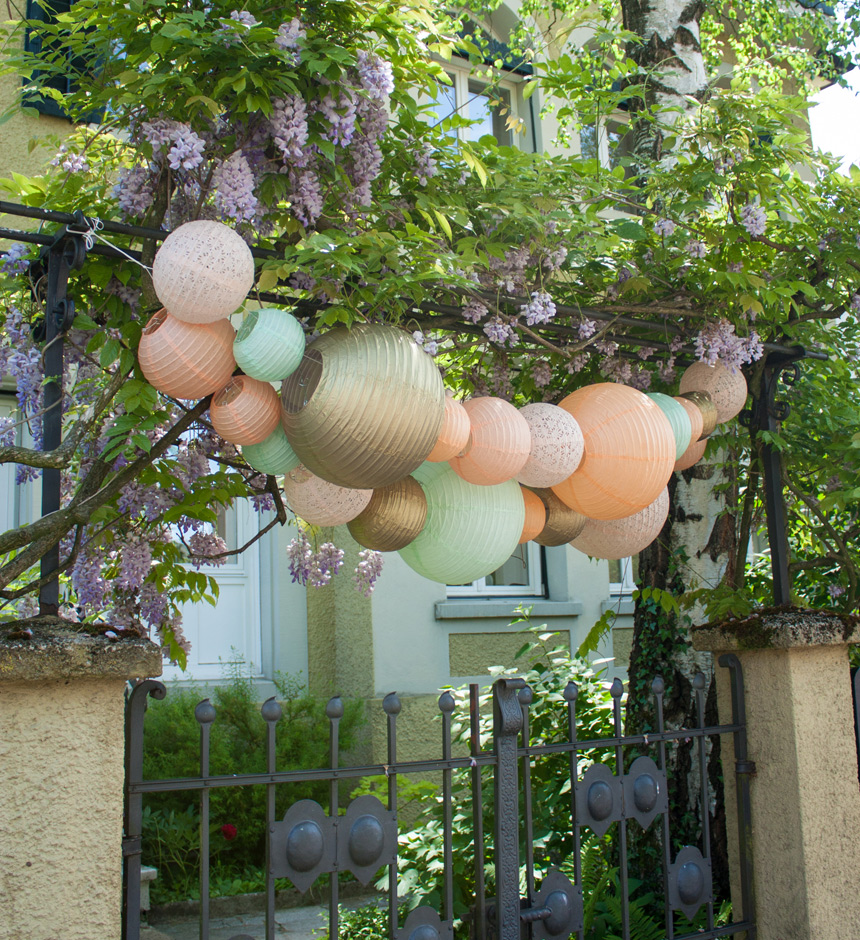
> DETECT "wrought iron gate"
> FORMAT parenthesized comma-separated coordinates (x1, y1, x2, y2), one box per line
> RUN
(123, 654, 755, 940)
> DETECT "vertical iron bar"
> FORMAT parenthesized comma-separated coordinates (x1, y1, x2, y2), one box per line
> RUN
(493, 677, 526, 940)
(263, 698, 282, 940)
(327, 697, 343, 940)
(469, 684, 486, 940)
(757, 361, 790, 606)
(610, 679, 630, 940)
(693, 674, 715, 931)
(653, 678, 674, 940)
(563, 682, 583, 940)
(383, 693, 401, 940)
(718, 655, 757, 939)
(440, 692, 456, 927)
(519, 686, 535, 902)
(123, 680, 166, 940)
(195, 700, 216, 940)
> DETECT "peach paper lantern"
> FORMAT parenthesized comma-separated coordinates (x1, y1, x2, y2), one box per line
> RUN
(678, 390, 718, 439)
(552, 383, 675, 521)
(646, 392, 692, 461)
(516, 403, 585, 489)
(281, 325, 445, 489)
(673, 395, 704, 444)
(152, 220, 255, 324)
(531, 488, 587, 546)
(571, 488, 670, 560)
(449, 397, 530, 486)
(427, 394, 471, 462)
(283, 465, 371, 526)
(138, 310, 236, 400)
(675, 438, 707, 473)
(210, 376, 281, 446)
(347, 476, 428, 552)
(679, 360, 748, 424)
(519, 488, 546, 544)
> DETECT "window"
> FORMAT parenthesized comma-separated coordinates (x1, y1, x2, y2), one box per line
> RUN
(447, 542, 545, 597)
(609, 555, 638, 595)
(429, 68, 518, 147)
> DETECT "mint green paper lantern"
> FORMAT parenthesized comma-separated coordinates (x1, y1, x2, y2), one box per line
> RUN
(399, 462, 525, 584)
(241, 425, 300, 475)
(234, 308, 305, 382)
(647, 392, 693, 461)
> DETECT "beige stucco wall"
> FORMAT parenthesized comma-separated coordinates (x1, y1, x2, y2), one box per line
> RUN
(449, 629, 570, 676)
(0, 677, 128, 940)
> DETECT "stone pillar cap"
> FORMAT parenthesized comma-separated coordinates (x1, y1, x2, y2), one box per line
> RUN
(0, 618, 163, 681)
(692, 605, 860, 653)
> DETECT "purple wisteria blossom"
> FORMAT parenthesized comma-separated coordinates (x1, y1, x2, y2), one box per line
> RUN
(463, 300, 488, 323)
(288, 530, 313, 584)
(114, 166, 155, 218)
(50, 145, 89, 173)
(1, 243, 31, 276)
(72, 543, 109, 609)
(270, 95, 309, 164)
(483, 317, 517, 346)
(685, 239, 707, 259)
(694, 318, 763, 371)
(117, 538, 152, 590)
(308, 542, 344, 588)
(533, 360, 552, 387)
(317, 90, 357, 147)
(578, 318, 597, 339)
(566, 353, 589, 373)
(276, 18, 305, 63)
(543, 246, 568, 272)
(415, 143, 437, 185)
(412, 331, 439, 356)
(654, 218, 676, 237)
(357, 50, 394, 99)
(658, 357, 677, 383)
(355, 549, 383, 596)
(212, 151, 258, 223)
(188, 530, 228, 568)
(828, 584, 846, 598)
(139, 581, 169, 629)
(288, 168, 323, 226)
(490, 358, 513, 399)
(740, 204, 767, 237)
(218, 10, 260, 46)
(520, 290, 556, 326)
(167, 128, 206, 171)
(105, 275, 141, 312)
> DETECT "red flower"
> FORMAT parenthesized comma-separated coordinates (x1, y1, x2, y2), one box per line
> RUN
(221, 823, 238, 841)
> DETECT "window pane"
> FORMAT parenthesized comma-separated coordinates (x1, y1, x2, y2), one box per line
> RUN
(485, 545, 531, 587)
(467, 82, 512, 146)
(429, 77, 458, 129)
(580, 124, 599, 160)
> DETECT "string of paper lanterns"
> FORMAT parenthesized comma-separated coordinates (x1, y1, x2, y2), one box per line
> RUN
(136, 219, 750, 583)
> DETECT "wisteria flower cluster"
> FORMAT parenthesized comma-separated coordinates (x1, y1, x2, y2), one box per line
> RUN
(694, 318, 763, 371)
(355, 549, 383, 597)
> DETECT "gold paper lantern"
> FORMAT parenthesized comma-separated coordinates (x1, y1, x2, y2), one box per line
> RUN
(152, 220, 255, 323)
(282, 465, 371, 526)
(210, 376, 281, 446)
(281, 325, 445, 489)
(516, 403, 585, 489)
(449, 397, 531, 486)
(552, 384, 675, 521)
(571, 488, 670, 560)
(138, 309, 236, 400)
(673, 395, 704, 443)
(347, 477, 428, 552)
(675, 438, 707, 473)
(679, 361, 748, 424)
(519, 488, 546, 544)
(530, 488, 587, 547)
(678, 390, 718, 439)
(427, 395, 471, 462)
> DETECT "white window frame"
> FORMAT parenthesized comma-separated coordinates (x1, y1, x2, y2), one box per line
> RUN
(447, 541, 545, 597)
(609, 555, 637, 595)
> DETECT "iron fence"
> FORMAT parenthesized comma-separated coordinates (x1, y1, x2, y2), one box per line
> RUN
(123, 654, 755, 940)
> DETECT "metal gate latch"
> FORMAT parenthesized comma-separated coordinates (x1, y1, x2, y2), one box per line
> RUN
(518, 870, 583, 940)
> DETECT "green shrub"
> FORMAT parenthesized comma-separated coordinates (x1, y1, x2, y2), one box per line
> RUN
(141, 664, 365, 902)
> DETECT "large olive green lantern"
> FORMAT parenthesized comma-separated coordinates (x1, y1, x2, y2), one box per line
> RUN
(398, 462, 525, 584)
(281, 325, 445, 489)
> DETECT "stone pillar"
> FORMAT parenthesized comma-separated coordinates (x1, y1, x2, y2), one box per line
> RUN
(0, 622, 162, 940)
(693, 609, 860, 940)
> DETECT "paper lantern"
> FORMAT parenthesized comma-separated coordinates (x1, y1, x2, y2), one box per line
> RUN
(138, 309, 236, 400)
(678, 390, 717, 439)
(152, 220, 255, 324)
(646, 392, 693, 461)
(552, 384, 675, 521)
(675, 438, 707, 473)
(679, 360, 748, 424)
(673, 395, 704, 444)
(530, 488, 587, 546)
(283, 465, 371, 526)
(281, 325, 445, 489)
(572, 488, 670, 560)
(427, 395, 471, 462)
(399, 462, 525, 584)
(241, 425, 300, 476)
(347, 477, 428, 552)
(516, 403, 585, 488)
(449, 397, 531, 486)
(210, 376, 281, 445)
(233, 308, 306, 382)
(519, 488, 546, 544)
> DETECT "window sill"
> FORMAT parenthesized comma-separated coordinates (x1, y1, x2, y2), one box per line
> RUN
(601, 596, 635, 616)
(435, 599, 583, 621)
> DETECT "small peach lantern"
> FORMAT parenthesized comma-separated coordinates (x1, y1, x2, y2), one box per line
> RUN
(679, 360, 748, 424)
(427, 394, 471, 462)
(673, 395, 704, 444)
(138, 309, 236, 400)
(516, 403, 585, 489)
(646, 392, 692, 461)
(210, 376, 281, 446)
(552, 383, 675, 521)
(519, 488, 546, 544)
(282, 465, 371, 527)
(347, 476, 428, 552)
(571, 488, 670, 560)
(152, 220, 255, 324)
(675, 438, 707, 473)
(449, 397, 531, 486)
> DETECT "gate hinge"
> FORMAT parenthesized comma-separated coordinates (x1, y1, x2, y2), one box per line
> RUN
(122, 836, 142, 858)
